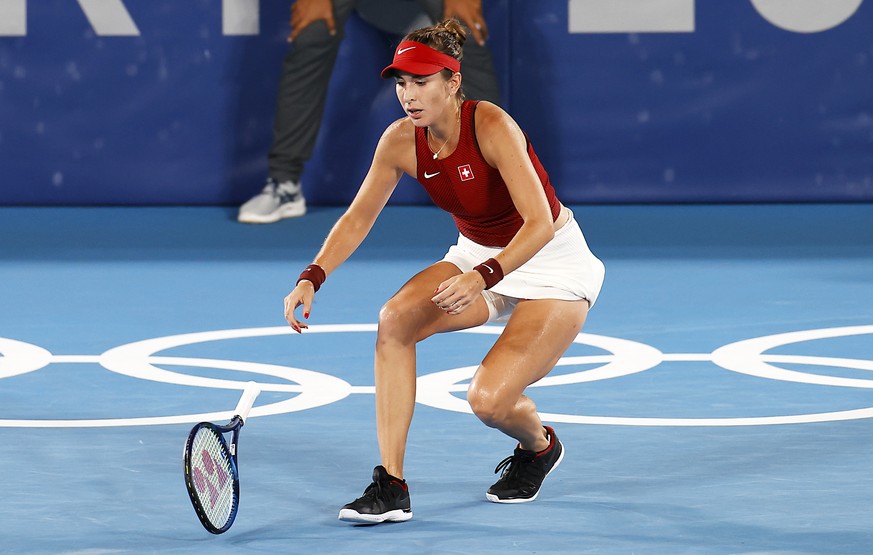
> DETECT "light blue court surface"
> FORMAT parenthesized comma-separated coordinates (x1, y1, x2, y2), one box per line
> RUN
(2, 204, 872, 554)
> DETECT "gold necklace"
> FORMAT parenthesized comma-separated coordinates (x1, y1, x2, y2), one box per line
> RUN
(427, 110, 461, 160)
(428, 134, 450, 160)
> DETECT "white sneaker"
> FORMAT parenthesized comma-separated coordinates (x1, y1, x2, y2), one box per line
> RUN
(237, 178, 306, 223)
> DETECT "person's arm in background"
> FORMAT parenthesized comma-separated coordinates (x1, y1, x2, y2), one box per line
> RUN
(288, 0, 337, 41)
(443, 0, 488, 45)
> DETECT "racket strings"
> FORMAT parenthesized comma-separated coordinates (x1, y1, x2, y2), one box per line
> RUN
(190, 428, 236, 526)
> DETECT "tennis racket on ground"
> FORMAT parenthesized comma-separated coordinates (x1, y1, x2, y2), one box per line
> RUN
(183, 381, 261, 534)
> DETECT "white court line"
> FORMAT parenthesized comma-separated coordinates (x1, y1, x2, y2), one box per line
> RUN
(1, 324, 872, 427)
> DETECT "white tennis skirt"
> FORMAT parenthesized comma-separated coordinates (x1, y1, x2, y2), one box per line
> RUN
(440, 209, 605, 317)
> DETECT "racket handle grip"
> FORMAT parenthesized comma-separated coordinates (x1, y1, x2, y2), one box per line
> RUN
(234, 381, 261, 423)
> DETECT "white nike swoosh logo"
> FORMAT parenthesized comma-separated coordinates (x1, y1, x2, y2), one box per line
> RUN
(397, 46, 416, 55)
(424, 171, 440, 179)
(482, 264, 494, 274)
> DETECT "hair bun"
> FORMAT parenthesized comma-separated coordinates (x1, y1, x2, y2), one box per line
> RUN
(436, 18, 467, 49)
(403, 18, 467, 61)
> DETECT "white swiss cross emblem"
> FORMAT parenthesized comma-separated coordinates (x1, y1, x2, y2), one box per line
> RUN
(458, 164, 475, 181)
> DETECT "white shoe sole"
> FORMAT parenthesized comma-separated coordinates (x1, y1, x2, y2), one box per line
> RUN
(237, 200, 306, 224)
(337, 508, 413, 524)
(485, 441, 565, 504)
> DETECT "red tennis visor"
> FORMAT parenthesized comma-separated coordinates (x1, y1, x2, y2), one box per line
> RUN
(380, 41, 461, 78)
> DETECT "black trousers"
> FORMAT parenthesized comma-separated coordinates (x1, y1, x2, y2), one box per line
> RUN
(266, 0, 501, 183)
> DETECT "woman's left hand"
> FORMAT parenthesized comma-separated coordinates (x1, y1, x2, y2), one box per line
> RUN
(432, 271, 486, 315)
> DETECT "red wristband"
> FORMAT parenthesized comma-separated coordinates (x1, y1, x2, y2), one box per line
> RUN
(297, 264, 326, 292)
(473, 258, 504, 290)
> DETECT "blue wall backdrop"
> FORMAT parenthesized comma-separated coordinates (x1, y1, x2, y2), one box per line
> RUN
(1, 0, 871, 206)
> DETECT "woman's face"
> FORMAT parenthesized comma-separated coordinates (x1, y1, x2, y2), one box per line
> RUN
(395, 72, 459, 127)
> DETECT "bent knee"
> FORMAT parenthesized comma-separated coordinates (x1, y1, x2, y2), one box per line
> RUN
(377, 298, 429, 342)
(467, 385, 510, 428)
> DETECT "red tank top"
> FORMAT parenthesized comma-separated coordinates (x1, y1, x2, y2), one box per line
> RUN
(414, 100, 561, 247)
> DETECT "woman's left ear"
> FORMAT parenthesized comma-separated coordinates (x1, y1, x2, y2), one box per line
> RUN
(451, 72, 462, 95)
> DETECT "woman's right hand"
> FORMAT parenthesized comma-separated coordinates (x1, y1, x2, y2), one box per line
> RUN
(284, 280, 315, 333)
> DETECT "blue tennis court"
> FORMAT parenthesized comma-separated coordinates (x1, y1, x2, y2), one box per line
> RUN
(2, 203, 872, 554)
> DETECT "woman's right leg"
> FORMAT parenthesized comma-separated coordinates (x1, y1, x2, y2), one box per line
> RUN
(374, 261, 489, 479)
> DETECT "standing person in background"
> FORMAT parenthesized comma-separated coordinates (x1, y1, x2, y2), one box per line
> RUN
(283, 19, 605, 523)
(238, 0, 501, 223)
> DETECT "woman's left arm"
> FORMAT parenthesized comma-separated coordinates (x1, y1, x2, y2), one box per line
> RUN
(432, 103, 556, 311)
(475, 102, 556, 274)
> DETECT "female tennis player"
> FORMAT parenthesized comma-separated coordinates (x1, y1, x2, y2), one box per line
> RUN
(284, 18, 604, 524)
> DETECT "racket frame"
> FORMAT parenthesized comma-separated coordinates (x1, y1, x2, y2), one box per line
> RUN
(183, 417, 243, 534)
(182, 382, 260, 534)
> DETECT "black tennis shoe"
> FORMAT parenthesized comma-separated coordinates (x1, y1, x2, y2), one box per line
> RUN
(338, 465, 413, 524)
(486, 426, 565, 503)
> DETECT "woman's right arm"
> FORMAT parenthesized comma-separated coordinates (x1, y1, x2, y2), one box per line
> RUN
(284, 119, 415, 331)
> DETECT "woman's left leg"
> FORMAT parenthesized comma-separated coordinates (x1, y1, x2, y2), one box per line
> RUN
(467, 298, 588, 451)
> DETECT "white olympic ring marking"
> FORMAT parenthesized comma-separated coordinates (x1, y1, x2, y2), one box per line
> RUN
(0, 324, 871, 428)
(712, 325, 873, 388)
(0, 337, 53, 379)
(415, 325, 873, 426)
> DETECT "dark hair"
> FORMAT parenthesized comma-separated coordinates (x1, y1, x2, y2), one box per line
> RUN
(403, 18, 466, 60)
(403, 18, 466, 95)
